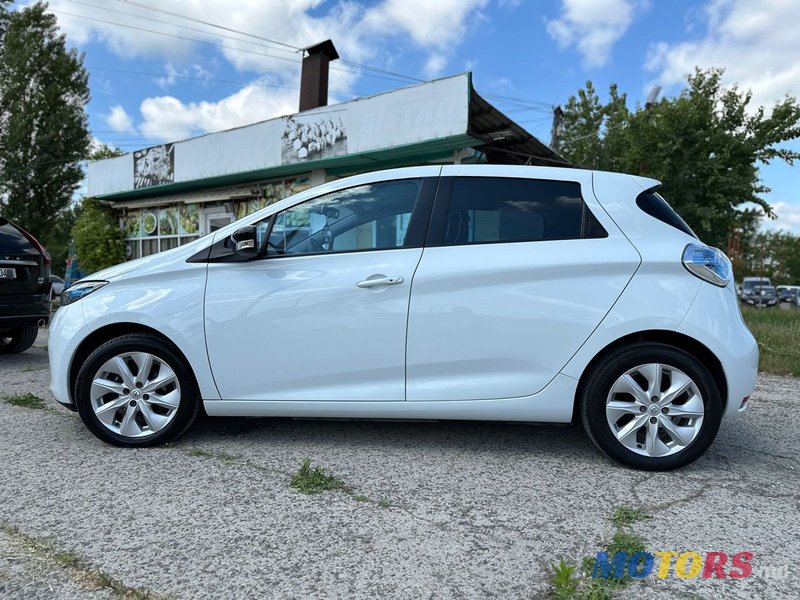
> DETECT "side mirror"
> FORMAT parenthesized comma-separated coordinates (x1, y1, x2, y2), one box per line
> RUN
(230, 226, 258, 259)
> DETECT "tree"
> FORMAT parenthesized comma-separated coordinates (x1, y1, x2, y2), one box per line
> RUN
(560, 69, 800, 249)
(90, 143, 125, 161)
(71, 198, 126, 274)
(0, 2, 91, 252)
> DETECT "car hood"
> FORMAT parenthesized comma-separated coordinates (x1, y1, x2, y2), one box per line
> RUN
(76, 236, 212, 283)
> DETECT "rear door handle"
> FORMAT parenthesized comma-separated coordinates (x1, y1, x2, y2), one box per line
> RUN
(356, 276, 404, 289)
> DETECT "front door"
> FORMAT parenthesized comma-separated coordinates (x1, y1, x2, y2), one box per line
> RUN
(204, 177, 435, 401)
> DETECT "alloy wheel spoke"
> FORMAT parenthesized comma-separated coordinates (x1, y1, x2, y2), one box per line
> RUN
(91, 377, 127, 397)
(146, 390, 180, 410)
(118, 405, 140, 437)
(615, 414, 648, 442)
(111, 356, 136, 389)
(661, 372, 693, 406)
(610, 374, 650, 404)
(665, 394, 704, 418)
(138, 402, 168, 432)
(130, 352, 154, 386)
(644, 420, 659, 456)
(606, 400, 642, 421)
(659, 416, 695, 447)
(638, 363, 663, 396)
(142, 364, 177, 394)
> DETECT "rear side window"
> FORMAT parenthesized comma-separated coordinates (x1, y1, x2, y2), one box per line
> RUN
(441, 177, 603, 245)
(636, 191, 697, 238)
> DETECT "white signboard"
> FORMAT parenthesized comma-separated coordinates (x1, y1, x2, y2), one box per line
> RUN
(88, 74, 471, 197)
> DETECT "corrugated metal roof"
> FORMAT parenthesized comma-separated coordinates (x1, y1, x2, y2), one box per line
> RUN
(468, 88, 571, 167)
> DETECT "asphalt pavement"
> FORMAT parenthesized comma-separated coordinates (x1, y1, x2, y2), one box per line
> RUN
(0, 330, 797, 599)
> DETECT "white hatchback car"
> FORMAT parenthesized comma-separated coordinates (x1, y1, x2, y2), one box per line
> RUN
(49, 165, 758, 470)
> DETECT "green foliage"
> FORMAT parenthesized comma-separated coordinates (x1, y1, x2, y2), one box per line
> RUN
(735, 230, 800, 284)
(561, 69, 800, 249)
(0, 2, 91, 254)
(90, 143, 125, 161)
(610, 506, 652, 528)
(551, 560, 579, 599)
(290, 458, 348, 495)
(4, 392, 46, 409)
(71, 198, 126, 274)
(741, 305, 800, 377)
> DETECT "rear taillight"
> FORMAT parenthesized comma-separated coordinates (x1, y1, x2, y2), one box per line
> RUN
(682, 244, 731, 287)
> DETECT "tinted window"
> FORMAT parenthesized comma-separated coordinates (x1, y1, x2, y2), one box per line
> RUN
(0, 220, 35, 254)
(443, 178, 586, 245)
(636, 191, 697, 238)
(267, 179, 422, 256)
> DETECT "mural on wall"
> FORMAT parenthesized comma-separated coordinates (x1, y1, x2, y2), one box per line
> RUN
(234, 177, 313, 219)
(134, 144, 175, 189)
(123, 204, 200, 238)
(281, 114, 346, 164)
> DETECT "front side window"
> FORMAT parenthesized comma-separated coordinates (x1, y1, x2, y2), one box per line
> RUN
(442, 177, 589, 245)
(267, 179, 422, 256)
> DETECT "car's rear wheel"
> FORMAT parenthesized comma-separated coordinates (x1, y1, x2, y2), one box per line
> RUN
(580, 343, 723, 471)
(75, 334, 201, 446)
(0, 325, 39, 354)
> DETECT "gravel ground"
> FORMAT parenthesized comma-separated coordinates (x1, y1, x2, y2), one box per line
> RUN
(0, 330, 798, 599)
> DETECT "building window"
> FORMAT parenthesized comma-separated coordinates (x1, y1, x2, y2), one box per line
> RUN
(123, 203, 200, 259)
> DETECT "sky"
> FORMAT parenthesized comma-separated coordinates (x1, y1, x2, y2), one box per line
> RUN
(12, 0, 800, 232)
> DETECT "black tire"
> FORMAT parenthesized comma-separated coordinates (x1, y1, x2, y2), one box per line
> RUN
(580, 342, 723, 471)
(0, 325, 39, 354)
(75, 334, 201, 447)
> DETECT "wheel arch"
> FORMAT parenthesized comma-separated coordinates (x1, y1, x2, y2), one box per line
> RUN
(69, 322, 200, 404)
(571, 329, 727, 423)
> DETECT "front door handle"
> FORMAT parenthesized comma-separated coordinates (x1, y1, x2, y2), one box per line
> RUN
(356, 275, 404, 289)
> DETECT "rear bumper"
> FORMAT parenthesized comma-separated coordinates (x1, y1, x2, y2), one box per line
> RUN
(679, 284, 758, 419)
(0, 294, 51, 327)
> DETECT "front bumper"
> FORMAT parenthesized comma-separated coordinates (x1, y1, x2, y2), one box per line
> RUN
(48, 302, 86, 406)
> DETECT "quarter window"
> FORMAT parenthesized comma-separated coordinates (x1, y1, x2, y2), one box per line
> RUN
(267, 179, 422, 256)
(442, 177, 590, 245)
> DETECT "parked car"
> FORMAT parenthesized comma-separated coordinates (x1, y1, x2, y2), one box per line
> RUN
(776, 285, 800, 303)
(0, 217, 51, 353)
(49, 166, 758, 471)
(742, 285, 778, 308)
(50, 275, 65, 297)
(739, 276, 771, 297)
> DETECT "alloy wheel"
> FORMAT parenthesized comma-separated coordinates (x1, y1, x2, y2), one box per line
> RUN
(90, 352, 181, 438)
(605, 362, 704, 458)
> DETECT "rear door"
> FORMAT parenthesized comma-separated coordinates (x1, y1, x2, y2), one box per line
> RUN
(405, 167, 640, 401)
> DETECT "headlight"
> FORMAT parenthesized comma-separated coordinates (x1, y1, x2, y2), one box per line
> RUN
(61, 281, 108, 306)
(682, 244, 731, 287)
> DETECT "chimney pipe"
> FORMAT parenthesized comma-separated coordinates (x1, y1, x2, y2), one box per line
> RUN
(299, 39, 339, 112)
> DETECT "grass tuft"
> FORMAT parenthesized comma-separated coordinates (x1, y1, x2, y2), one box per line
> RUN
(610, 506, 652, 528)
(290, 458, 348, 495)
(4, 393, 46, 410)
(377, 498, 392, 509)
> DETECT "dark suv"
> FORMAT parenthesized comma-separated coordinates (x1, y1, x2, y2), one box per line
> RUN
(0, 217, 52, 353)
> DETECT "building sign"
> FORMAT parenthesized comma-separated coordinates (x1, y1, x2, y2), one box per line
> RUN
(281, 114, 347, 164)
(134, 143, 175, 189)
(89, 74, 471, 197)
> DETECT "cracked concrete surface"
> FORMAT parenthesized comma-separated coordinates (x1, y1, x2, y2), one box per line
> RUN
(0, 331, 798, 599)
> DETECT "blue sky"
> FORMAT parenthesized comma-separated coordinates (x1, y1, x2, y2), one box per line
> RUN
(20, 0, 800, 231)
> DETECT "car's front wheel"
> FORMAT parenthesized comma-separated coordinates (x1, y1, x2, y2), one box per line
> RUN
(0, 325, 39, 354)
(580, 343, 723, 471)
(75, 334, 201, 446)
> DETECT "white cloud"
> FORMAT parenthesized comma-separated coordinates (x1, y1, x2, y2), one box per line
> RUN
(761, 202, 800, 235)
(546, 0, 644, 68)
(423, 54, 448, 78)
(106, 105, 134, 132)
(645, 0, 800, 108)
(138, 82, 298, 141)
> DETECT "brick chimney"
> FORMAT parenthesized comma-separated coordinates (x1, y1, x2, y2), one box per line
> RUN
(299, 40, 339, 112)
